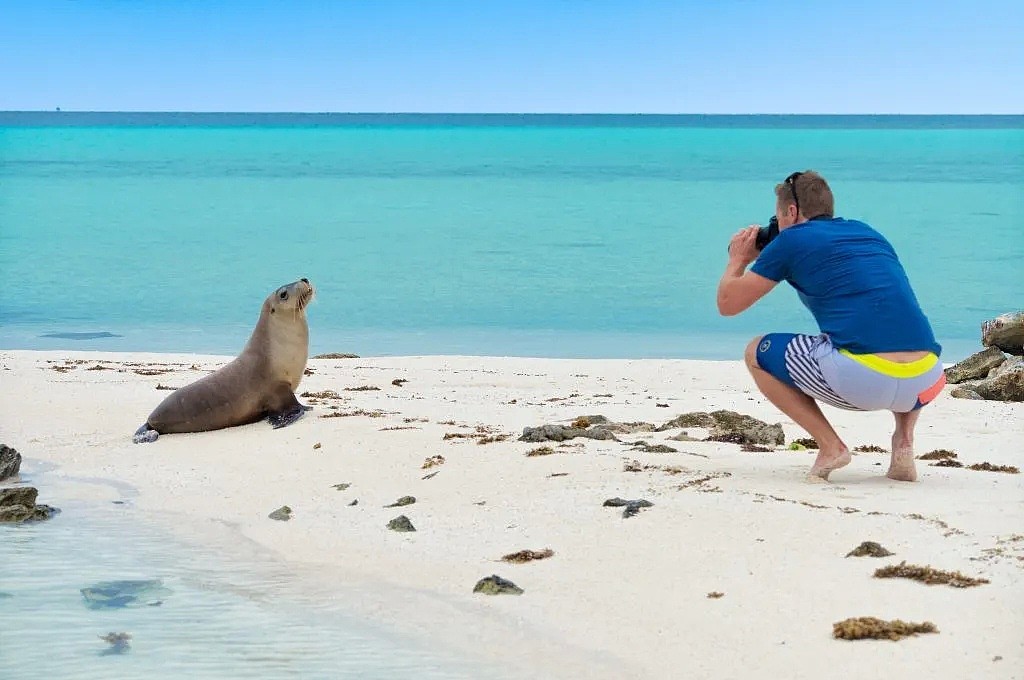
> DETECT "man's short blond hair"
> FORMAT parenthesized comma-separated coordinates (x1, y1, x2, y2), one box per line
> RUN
(775, 170, 834, 219)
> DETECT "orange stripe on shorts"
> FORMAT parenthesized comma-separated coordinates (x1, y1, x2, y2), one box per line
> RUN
(917, 373, 946, 405)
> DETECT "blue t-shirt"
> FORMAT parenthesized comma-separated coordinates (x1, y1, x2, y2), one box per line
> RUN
(750, 217, 941, 356)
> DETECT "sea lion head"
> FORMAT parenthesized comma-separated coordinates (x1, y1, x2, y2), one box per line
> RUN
(265, 278, 315, 318)
(253, 278, 314, 387)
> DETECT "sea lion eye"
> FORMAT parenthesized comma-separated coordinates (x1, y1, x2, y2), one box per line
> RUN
(279, 291, 288, 300)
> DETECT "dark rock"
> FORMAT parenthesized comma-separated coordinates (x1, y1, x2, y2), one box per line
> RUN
(944, 347, 1007, 384)
(384, 496, 416, 508)
(846, 541, 894, 557)
(0, 486, 37, 507)
(0, 503, 59, 523)
(473, 575, 524, 595)
(518, 424, 619, 443)
(629, 441, 678, 453)
(603, 497, 653, 518)
(656, 412, 715, 430)
(981, 311, 1024, 355)
(950, 387, 984, 400)
(622, 501, 653, 518)
(0, 486, 60, 523)
(34, 504, 59, 520)
(347, 499, 359, 506)
(603, 421, 657, 434)
(81, 580, 171, 609)
(967, 365, 1024, 402)
(980, 373, 1024, 401)
(268, 506, 292, 521)
(705, 432, 747, 444)
(657, 410, 784, 446)
(667, 432, 699, 442)
(387, 515, 416, 532)
(0, 444, 21, 482)
(706, 410, 785, 446)
(312, 352, 360, 359)
(990, 355, 1024, 378)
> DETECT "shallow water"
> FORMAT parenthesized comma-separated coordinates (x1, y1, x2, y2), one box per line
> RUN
(0, 461, 505, 680)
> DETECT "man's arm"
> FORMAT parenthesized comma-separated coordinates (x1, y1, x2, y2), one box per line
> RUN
(716, 225, 779, 316)
(717, 266, 777, 316)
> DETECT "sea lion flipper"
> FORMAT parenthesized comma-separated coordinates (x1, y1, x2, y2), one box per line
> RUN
(266, 385, 308, 429)
(268, 405, 306, 429)
(132, 424, 159, 444)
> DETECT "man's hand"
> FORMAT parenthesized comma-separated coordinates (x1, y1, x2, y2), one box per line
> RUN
(728, 225, 761, 266)
(717, 225, 778, 316)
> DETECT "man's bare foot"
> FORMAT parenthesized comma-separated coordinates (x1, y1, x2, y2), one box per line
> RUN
(808, 446, 852, 481)
(887, 446, 918, 482)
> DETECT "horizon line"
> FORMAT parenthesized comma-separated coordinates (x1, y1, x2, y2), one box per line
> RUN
(3, 110, 1022, 117)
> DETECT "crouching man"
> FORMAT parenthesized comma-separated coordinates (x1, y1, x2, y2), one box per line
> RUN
(717, 171, 945, 482)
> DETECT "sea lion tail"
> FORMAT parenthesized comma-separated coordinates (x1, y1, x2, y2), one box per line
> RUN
(132, 424, 159, 444)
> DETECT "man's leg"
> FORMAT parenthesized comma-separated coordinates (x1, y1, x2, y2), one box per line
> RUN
(888, 409, 921, 482)
(744, 336, 851, 481)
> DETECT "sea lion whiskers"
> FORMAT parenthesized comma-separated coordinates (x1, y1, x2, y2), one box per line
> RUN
(297, 286, 313, 311)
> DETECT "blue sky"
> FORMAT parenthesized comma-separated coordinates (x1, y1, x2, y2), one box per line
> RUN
(2, 0, 1021, 114)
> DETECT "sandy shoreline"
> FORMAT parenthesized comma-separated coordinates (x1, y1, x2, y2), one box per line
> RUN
(2, 349, 1022, 679)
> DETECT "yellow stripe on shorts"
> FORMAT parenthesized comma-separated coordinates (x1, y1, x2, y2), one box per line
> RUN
(838, 349, 939, 378)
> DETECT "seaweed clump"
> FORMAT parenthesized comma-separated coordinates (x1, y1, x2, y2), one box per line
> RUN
(968, 462, 1019, 474)
(421, 455, 446, 469)
(919, 449, 957, 460)
(873, 561, 989, 588)
(833, 617, 937, 641)
(501, 548, 554, 564)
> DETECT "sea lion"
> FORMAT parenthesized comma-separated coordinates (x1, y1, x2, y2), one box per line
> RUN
(132, 278, 315, 443)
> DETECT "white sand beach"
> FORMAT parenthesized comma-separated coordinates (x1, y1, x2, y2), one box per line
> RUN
(1, 349, 1022, 679)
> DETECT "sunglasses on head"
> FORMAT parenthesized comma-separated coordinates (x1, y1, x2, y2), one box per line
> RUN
(785, 172, 803, 213)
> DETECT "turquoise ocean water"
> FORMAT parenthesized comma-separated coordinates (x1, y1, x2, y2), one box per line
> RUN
(1, 113, 1022, 362)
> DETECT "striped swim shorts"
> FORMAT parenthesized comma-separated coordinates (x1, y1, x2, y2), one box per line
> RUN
(754, 333, 946, 412)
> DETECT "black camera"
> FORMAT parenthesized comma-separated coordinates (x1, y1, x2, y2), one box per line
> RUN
(756, 215, 780, 250)
(727, 216, 779, 255)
